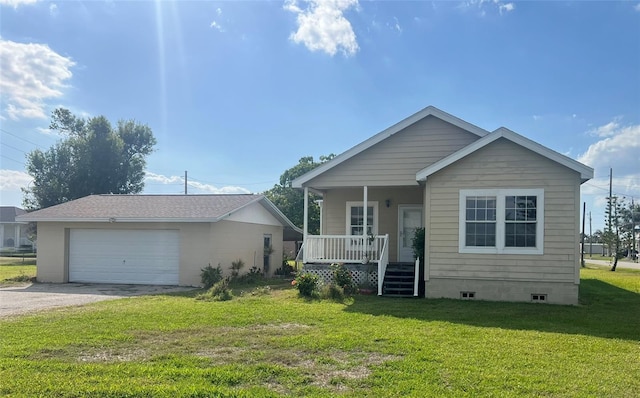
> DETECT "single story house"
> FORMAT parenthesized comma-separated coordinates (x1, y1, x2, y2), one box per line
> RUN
(17, 194, 302, 286)
(293, 106, 593, 305)
(0, 206, 33, 250)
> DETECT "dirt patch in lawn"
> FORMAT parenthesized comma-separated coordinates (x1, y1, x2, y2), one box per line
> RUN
(34, 323, 401, 394)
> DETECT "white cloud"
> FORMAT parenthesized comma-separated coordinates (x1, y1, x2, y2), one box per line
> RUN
(0, 169, 32, 191)
(144, 172, 250, 195)
(36, 127, 59, 136)
(49, 3, 58, 17)
(635, 3, 640, 12)
(210, 21, 224, 32)
(388, 16, 401, 33)
(285, 0, 359, 57)
(587, 116, 622, 137)
(0, 0, 38, 8)
(578, 121, 640, 201)
(188, 180, 251, 195)
(210, 7, 224, 32)
(0, 39, 75, 120)
(459, 0, 515, 16)
(499, 2, 514, 14)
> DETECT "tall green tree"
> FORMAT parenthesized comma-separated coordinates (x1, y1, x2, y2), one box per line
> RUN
(603, 196, 638, 271)
(23, 108, 157, 210)
(264, 155, 335, 235)
(620, 201, 640, 260)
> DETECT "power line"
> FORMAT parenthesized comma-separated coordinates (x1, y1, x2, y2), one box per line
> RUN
(0, 128, 50, 150)
(583, 181, 638, 200)
(0, 154, 26, 166)
(1, 142, 29, 155)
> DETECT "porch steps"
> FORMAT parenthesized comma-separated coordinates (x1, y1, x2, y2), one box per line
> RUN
(382, 262, 415, 297)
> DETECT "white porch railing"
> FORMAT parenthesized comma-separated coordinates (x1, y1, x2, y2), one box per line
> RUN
(303, 234, 389, 265)
(301, 234, 390, 295)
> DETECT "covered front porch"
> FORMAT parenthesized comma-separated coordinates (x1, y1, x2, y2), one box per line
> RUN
(298, 186, 423, 297)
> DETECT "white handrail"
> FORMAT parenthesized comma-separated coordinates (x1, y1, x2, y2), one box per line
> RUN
(414, 258, 420, 296)
(294, 242, 304, 264)
(378, 234, 389, 295)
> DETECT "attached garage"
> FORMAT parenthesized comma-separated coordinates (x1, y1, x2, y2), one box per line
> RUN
(69, 229, 180, 285)
(17, 194, 302, 286)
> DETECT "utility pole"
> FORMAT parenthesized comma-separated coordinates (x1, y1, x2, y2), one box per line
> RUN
(184, 170, 188, 195)
(581, 202, 586, 267)
(633, 197, 637, 263)
(608, 168, 613, 232)
(589, 212, 593, 258)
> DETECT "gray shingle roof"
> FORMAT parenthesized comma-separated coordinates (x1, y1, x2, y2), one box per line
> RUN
(18, 194, 267, 221)
(0, 206, 27, 223)
(16, 194, 303, 241)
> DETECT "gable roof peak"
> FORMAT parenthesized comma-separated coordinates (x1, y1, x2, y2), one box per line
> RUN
(416, 127, 594, 183)
(292, 105, 490, 188)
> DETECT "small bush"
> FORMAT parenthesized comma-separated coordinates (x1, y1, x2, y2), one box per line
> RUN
(320, 283, 346, 302)
(5, 272, 34, 283)
(234, 266, 263, 285)
(201, 264, 223, 289)
(330, 263, 356, 294)
(275, 262, 295, 276)
(196, 279, 233, 301)
(412, 227, 425, 262)
(231, 259, 245, 279)
(292, 273, 320, 298)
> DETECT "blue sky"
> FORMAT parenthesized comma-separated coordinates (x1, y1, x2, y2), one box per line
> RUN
(1, 0, 639, 233)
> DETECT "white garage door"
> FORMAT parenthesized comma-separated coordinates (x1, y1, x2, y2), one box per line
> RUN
(69, 229, 180, 285)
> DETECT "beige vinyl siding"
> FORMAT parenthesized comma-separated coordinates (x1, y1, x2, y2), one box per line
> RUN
(321, 187, 423, 262)
(33, 220, 284, 285)
(307, 116, 479, 188)
(208, 220, 283, 280)
(34, 222, 68, 283)
(426, 138, 581, 283)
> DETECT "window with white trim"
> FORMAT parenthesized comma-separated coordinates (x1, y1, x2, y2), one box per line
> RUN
(459, 189, 544, 255)
(345, 201, 378, 236)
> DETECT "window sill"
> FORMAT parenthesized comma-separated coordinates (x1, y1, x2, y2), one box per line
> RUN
(459, 246, 544, 255)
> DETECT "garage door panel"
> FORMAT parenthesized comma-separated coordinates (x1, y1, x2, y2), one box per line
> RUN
(69, 229, 180, 285)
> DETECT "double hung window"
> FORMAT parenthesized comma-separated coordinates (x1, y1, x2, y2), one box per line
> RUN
(346, 201, 378, 236)
(459, 189, 543, 254)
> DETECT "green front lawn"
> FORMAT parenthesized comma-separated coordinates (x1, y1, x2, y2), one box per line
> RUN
(0, 263, 36, 285)
(1, 266, 639, 397)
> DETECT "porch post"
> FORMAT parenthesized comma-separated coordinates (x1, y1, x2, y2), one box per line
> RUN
(362, 186, 368, 238)
(303, 187, 309, 263)
(316, 199, 323, 235)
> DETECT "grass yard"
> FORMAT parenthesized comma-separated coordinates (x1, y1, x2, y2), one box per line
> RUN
(0, 260, 36, 285)
(1, 266, 639, 397)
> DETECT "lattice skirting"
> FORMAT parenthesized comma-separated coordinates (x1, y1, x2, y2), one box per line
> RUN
(302, 263, 378, 287)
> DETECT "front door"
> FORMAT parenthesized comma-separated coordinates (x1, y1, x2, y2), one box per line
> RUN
(398, 206, 423, 262)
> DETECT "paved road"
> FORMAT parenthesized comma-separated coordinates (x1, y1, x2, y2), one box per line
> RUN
(583, 258, 640, 270)
(0, 283, 195, 319)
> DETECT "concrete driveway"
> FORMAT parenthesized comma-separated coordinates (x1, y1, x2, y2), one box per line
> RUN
(584, 258, 640, 270)
(0, 283, 196, 319)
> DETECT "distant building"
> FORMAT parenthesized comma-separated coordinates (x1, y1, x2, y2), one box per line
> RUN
(0, 206, 33, 249)
(580, 243, 608, 257)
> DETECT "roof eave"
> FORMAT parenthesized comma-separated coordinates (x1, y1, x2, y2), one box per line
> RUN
(15, 217, 224, 223)
(259, 196, 303, 234)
